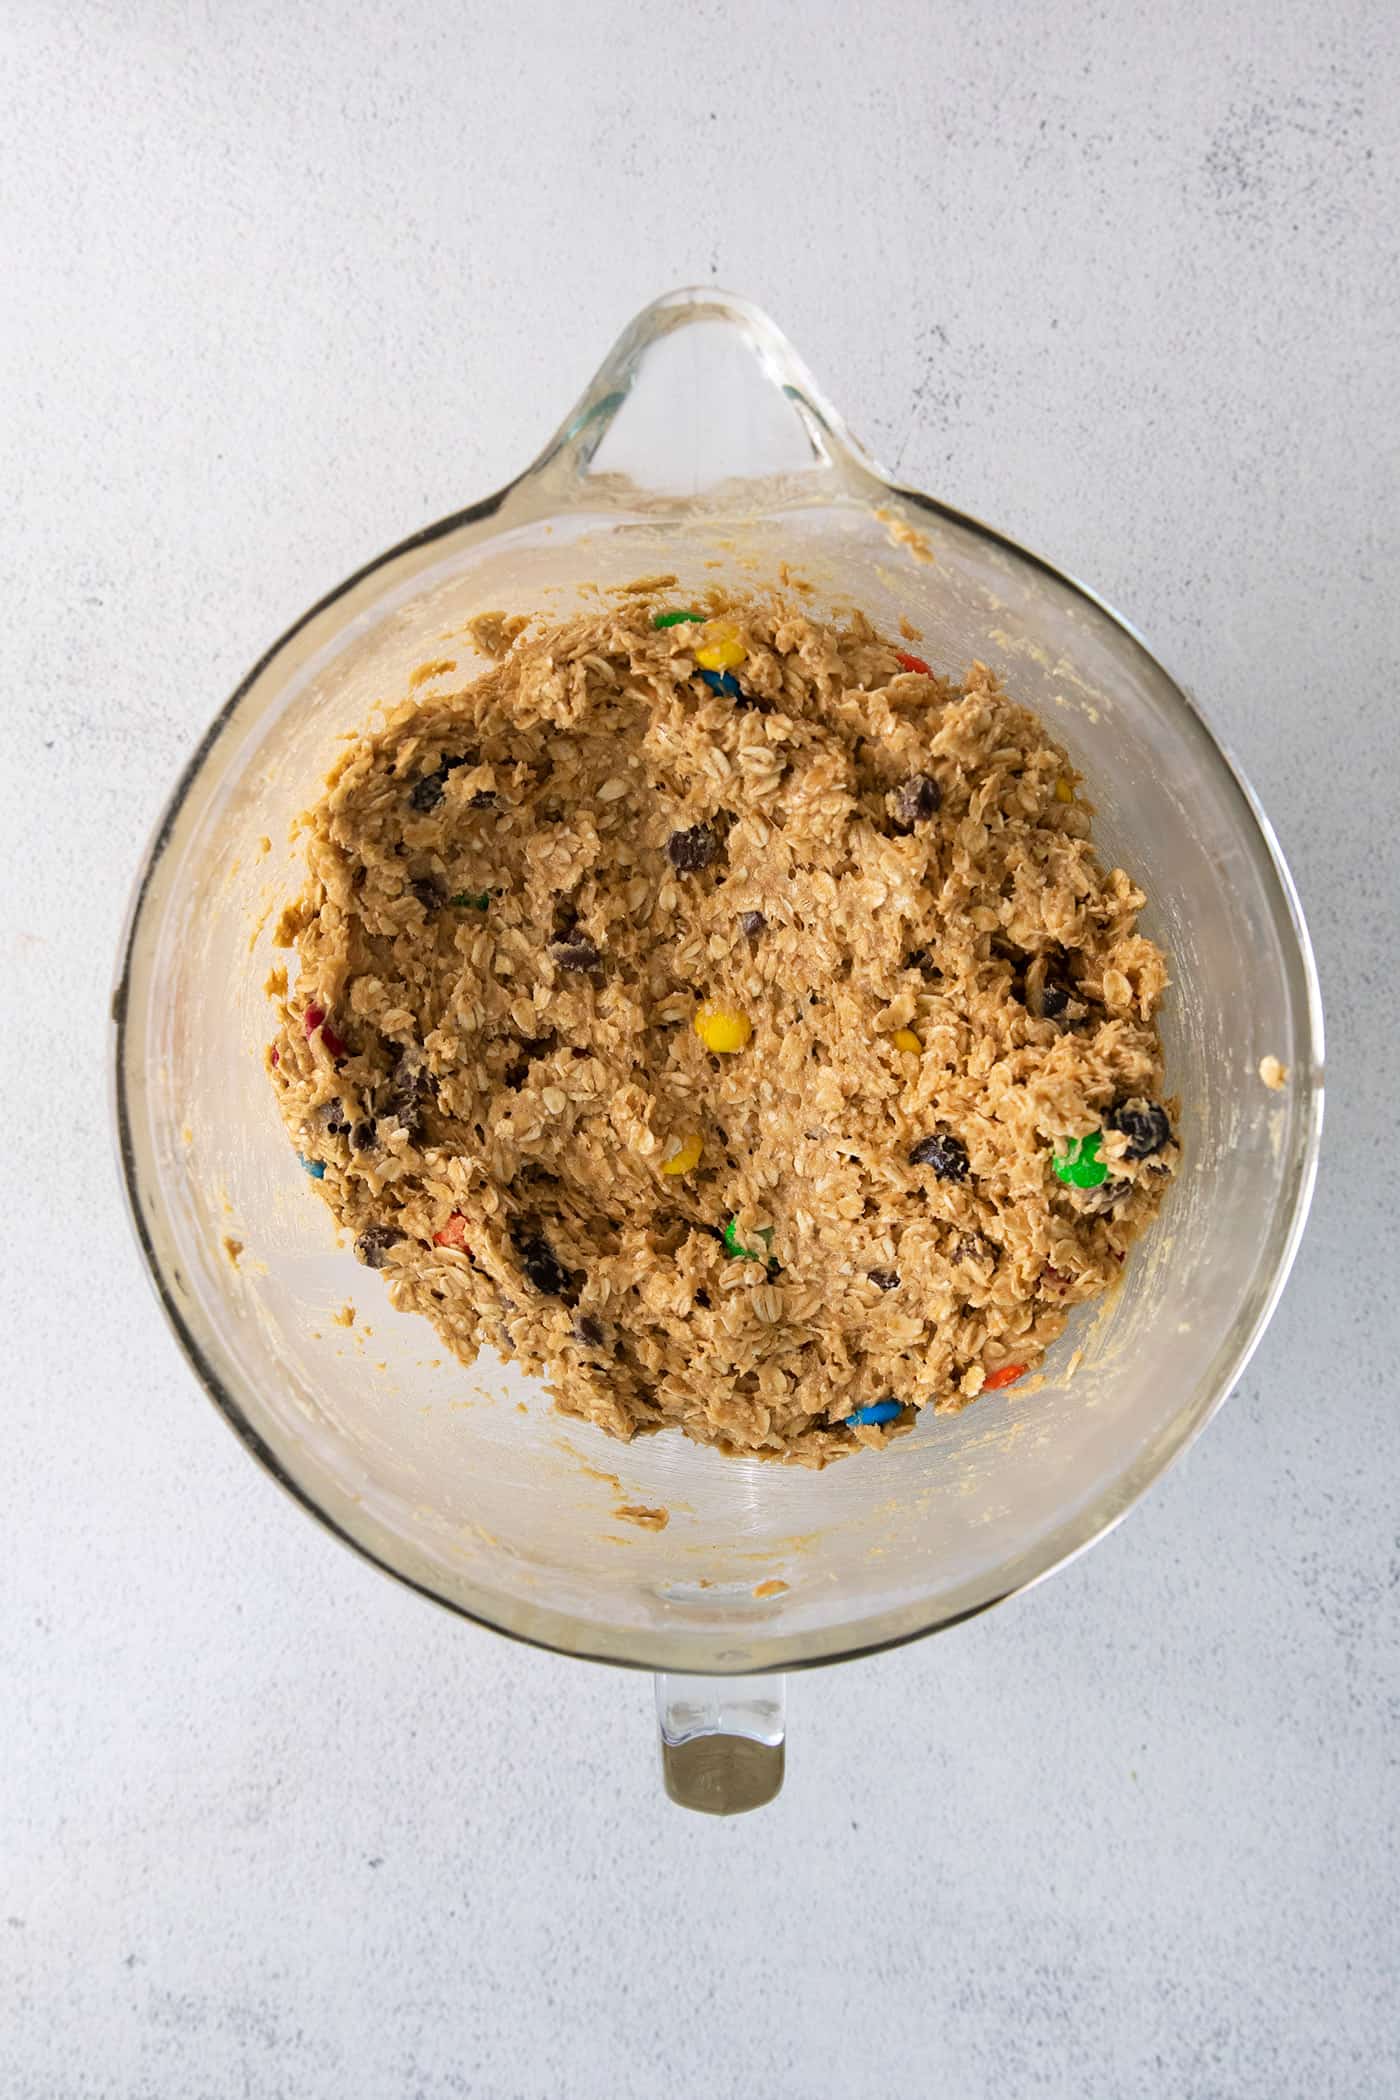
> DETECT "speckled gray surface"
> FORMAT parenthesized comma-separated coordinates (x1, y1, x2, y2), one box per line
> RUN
(4, 3, 1398, 2094)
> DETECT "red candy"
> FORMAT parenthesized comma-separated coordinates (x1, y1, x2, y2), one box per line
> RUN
(433, 1213, 470, 1252)
(895, 649, 930, 675)
(303, 1003, 347, 1059)
(270, 1045, 279, 1066)
(983, 1363, 1027, 1391)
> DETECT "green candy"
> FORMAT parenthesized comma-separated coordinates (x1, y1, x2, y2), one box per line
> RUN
(652, 609, 704, 629)
(450, 890, 492, 910)
(723, 1217, 775, 1263)
(1053, 1132, 1108, 1189)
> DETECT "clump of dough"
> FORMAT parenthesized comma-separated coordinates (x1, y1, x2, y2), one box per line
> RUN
(268, 593, 1178, 1464)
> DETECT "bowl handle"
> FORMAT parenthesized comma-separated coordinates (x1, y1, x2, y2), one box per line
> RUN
(654, 1671, 786, 1816)
(520, 286, 883, 512)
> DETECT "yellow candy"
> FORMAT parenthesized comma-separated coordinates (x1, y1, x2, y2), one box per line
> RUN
(695, 622, 747, 673)
(660, 1132, 703, 1177)
(1055, 776, 1075, 803)
(891, 1028, 923, 1053)
(694, 1001, 752, 1054)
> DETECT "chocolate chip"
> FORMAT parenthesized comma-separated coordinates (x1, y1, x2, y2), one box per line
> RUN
(738, 910, 766, 939)
(350, 1119, 376, 1151)
(694, 1287, 712, 1309)
(665, 825, 720, 874)
(410, 875, 447, 913)
(378, 1052, 432, 1136)
(469, 788, 497, 808)
(409, 768, 446, 812)
(908, 1133, 970, 1181)
(1022, 950, 1075, 1022)
(354, 1225, 404, 1269)
(1110, 1101, 1173, 1159)
(868, 1268, 900, 1291)
(318, 1098, 351, 1136)
(518, 1233, 576, 1301)
(550, 936, 602, 973)
(573, 1313, 606, 1348)
(1080, 1176, 1132, 1213)
(894, 774, 942, 828)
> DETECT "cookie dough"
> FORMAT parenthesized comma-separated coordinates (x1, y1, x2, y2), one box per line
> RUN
(268, 590, 1178, 1464)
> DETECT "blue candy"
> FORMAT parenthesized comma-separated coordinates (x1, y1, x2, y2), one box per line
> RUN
(697, 668, 742, 697)
(846, 1398, 902, 1427)
(298, 1153, 326, 1179)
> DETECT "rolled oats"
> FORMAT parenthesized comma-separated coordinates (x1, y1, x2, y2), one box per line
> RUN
(269, 592, 1178, 1464)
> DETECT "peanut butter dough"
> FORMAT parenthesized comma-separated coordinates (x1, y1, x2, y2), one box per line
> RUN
(268, 592, 1178, 1463)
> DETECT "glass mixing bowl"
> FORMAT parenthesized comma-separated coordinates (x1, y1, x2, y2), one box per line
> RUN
(113, 290, 1323, 1814)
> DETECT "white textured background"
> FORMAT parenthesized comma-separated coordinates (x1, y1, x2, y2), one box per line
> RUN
(5, 3, 1399, 2095)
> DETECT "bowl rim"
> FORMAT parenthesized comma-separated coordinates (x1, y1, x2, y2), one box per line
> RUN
(111, 365, 1324, 1679)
